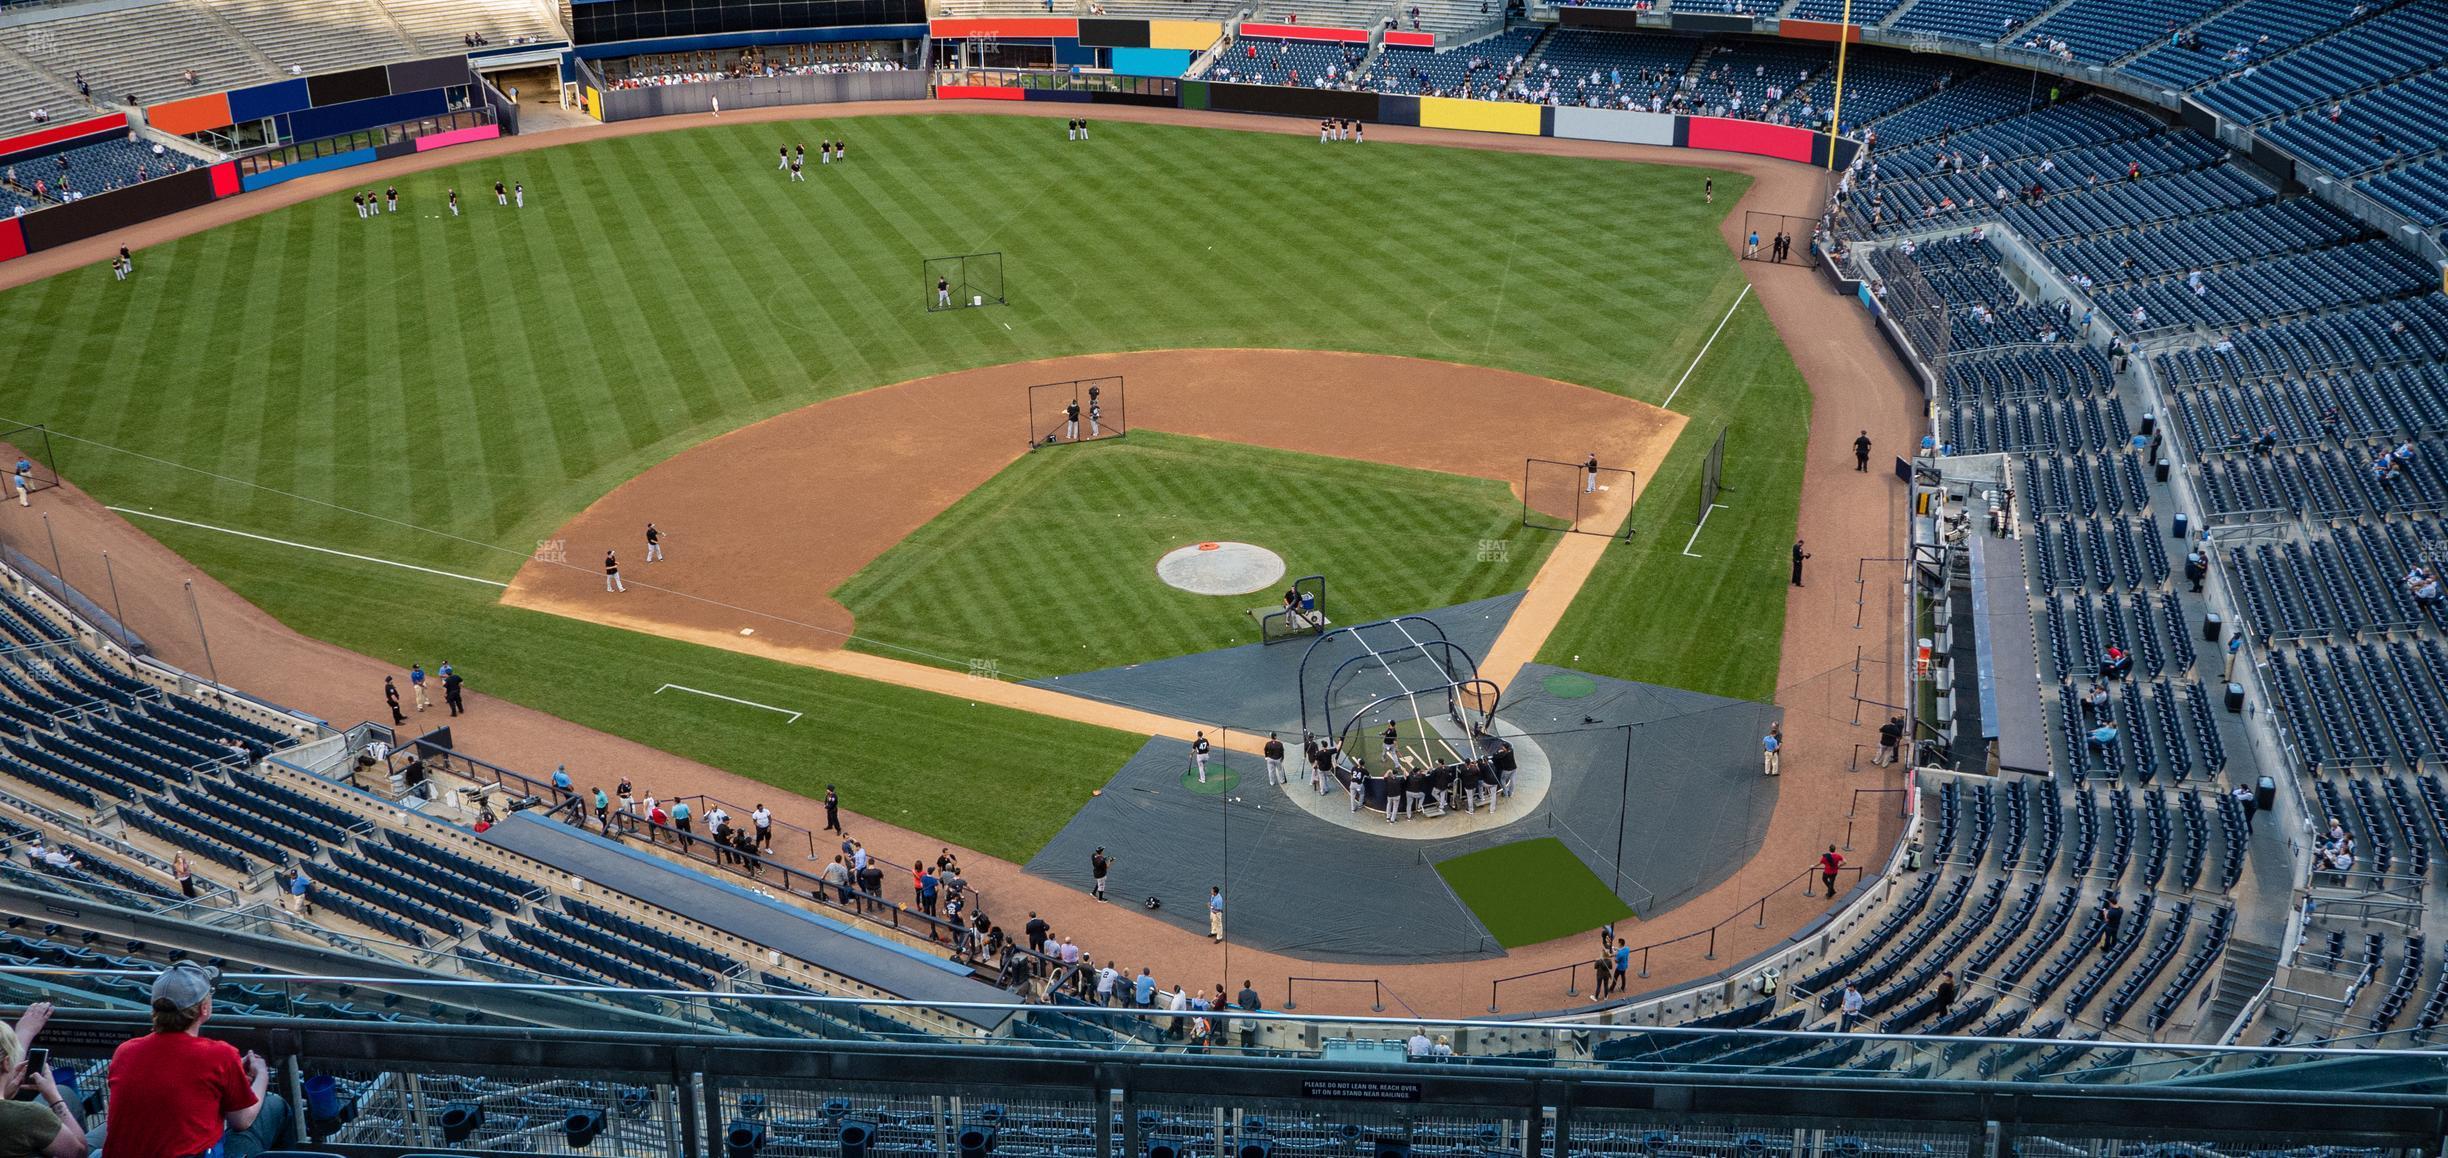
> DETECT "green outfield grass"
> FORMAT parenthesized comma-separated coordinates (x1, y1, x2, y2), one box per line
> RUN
(1537, 298, 1810, 702)
(0, 113, 1805, 855)
(834, 431, 1553, 677)
(1435, 838, 1635, 949)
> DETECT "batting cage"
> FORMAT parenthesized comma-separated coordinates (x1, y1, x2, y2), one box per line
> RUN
(1026, 376, 1126, 449)
(1740, 210, 1822, 268)
(923, 251, 1006, 312)
(0, 424, 59, 500)
(1697, 426, 1729, 523)
(1296, 614, 1501, 779)
(1252, 573, 1326, 644)
(1522, 457, 1636, 539)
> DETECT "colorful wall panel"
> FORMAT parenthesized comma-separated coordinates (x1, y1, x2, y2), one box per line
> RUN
(1685, 115, 1813, 162)
(0, 218, 23, 264)
(1382, 30, 1434, 46)
(238, 146, 377, 191)
(306, 65, 391, 108)
(17, 166, 218, 250)
(145, 93, 234, 136)
(208, 160, 241, 197)
(1777, 19, 1861, 42)
(0, 113, 128, 159)
(1078, 17, 1148, 46)
(415, 124, 503, 151)
(1551, 106, 1674, 145)
(1111, 47, 1195, 77)
(287, 88, 448, 142)
(1147, 20, 1221, 49)
(1419, 96, 1541, 135)
(935, 84, 1026, 100)
(1236, 22, 1369, 41)
(228, 79, 312, 123)
(930, 17, 1077, 37)
(385, 54, 474, 93)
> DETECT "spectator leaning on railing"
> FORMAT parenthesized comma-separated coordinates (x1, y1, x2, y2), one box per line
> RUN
(90, 964, 291, 1158)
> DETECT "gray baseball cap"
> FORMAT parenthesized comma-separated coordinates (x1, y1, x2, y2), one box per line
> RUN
(151, 961, 219, 1010)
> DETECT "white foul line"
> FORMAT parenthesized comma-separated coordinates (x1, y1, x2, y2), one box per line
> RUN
(1661, 284, 1752, 410)
(1682, 503, 1730, 558)
(106, 508, 510, 587)
(653, 683, 802, 723)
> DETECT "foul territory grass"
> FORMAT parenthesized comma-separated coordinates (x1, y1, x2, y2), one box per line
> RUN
(834, 432, 1553, 677)
(1435, 838, 1635, 949)
(135, 518, 1142, 862)
(0, 114, 1805, 850)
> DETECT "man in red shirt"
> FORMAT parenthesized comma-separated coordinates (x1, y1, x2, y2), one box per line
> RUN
(1818, 846, 1845, 899)
(94, 963, 289, 1158)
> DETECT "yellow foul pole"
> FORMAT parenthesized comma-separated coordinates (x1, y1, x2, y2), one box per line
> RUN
(1825, 0, 1855, 169)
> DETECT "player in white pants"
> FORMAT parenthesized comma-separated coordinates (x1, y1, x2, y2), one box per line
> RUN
(645, 523, 664, 562)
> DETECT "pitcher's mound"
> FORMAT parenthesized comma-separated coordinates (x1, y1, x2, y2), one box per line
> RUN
(1157, 541, 1285, 595)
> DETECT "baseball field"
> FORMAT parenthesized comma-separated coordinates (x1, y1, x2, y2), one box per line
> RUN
(0, 111, 1808, 861)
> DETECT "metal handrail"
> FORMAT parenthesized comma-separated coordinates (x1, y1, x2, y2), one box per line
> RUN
(1486, 863, 1869, 1012)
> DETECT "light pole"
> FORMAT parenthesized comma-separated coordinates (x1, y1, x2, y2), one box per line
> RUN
(101, 551, 130, 652)
(184, 581, 220, 690)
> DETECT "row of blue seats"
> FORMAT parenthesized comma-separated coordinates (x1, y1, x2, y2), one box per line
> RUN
(1795, 870, 1942, 999)
(2197, 442, 2448, 520)
(2361, 153, 2448, 228)
(2041, 198, 2357, 291)
(2119, 0, 2366, 91)
(2174, 367, 2448, 453)
(2095, 239, 2438, 330)
(534, 907, 717, 988)
(2085, 899, 2192, 1028)
(1951, 394, 2129, 457)
(2156, 297, 2448, 387)
(1365, 27, 1539, 96)
(566, 896, 740, 974)
(1815, 875, 1973, 1013)
(1951, 344, 2117, 404)
(2022, 451, 2152, 518)
(2032, 518, 2173, 594)
(2197, 3, 2448, 124)
(322, 852, 469, 937)
(2147, 906, 2234, 1030)
(1779, 51, 1952, 133)
(2255, 69, 2448, 177)
(2226, 536, 2426, 641)
(1203, 37, 1361, 87)
(2025, 0, 2226, 65)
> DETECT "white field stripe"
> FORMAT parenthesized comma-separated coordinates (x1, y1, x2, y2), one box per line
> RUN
(106, 508, 510, 588)
(1661, 283, 1752, 410)
(653, 683, 802, 723)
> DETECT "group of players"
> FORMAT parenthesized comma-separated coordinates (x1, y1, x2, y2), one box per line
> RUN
(1319, 118, 1364, 143)
(346, 180, 525, 219)
(778, 140, 849, 180)
(1301, 727, 1516, 823)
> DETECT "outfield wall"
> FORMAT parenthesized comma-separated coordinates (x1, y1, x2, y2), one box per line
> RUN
(598, 71, 927, 120)
(934, 76, 1862, 170)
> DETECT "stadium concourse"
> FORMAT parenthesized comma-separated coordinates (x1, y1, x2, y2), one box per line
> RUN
(0, 110, 1914, 1017)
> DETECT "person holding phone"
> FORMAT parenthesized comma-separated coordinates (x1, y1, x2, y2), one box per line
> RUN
(0, 1001, 84, 1158)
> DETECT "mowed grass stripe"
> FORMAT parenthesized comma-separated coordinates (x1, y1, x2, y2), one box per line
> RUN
(0, 116, 1807, 854)
(835, 432, 1551, 678)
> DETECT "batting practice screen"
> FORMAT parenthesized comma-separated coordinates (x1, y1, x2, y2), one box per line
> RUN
(1522, 457, 1636, 538)
(0, 424, 59, 499)
(1697, 427, 1728, 523)
(924, 252, 1007, 312)
(1739, 210, 1822, 269)
(1027, 376, 1126, 449)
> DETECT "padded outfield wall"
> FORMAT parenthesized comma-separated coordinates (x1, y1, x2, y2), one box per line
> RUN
(935, 72, 1861, 170)
(599, 70, 927, 120)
